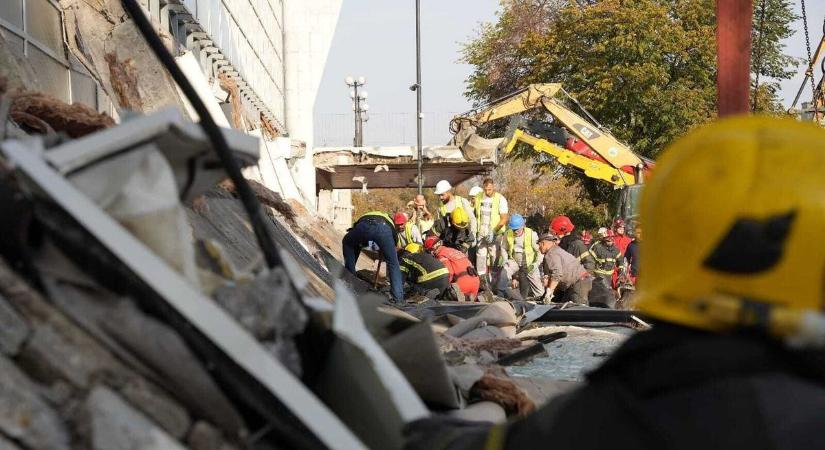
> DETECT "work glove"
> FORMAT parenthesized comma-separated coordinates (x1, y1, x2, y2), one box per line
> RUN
(542, 291, 554, 305)
(486, 231, 495, 244)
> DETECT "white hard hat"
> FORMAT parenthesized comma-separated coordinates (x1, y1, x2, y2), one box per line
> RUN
(597, 227, 609, 237)
(468, 186, 483, 197)
(434, 180, 452, 195)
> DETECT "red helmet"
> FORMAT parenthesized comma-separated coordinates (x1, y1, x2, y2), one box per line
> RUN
(612, 218, 625, 229)
(393, 212, 408, 225)
(423, 235, 441, 251)
(550, 215, 575, 235)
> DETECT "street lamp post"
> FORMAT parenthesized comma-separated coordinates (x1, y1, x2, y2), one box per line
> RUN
(346, 76, 369, 146)
(414, 0, 423, 193)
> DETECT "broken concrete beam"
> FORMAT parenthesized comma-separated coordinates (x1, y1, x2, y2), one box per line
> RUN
(0, 293, 28, 356)
(0, 355, 70, 450)
(82, 386, 188, 450)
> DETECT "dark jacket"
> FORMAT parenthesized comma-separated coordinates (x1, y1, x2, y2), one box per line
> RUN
(589, 240, 621, 278)
(398, 251, 449, 285)
(625, 239, 640, 277)
(437, 217, 473, 253)
(405, 325, 825, 450)
(560, 233, 595, 272)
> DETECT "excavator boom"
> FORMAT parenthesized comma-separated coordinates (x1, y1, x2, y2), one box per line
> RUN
(451, 83, 650, 186)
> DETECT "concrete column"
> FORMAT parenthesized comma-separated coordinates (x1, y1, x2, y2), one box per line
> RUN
(283, 0, 344, 209)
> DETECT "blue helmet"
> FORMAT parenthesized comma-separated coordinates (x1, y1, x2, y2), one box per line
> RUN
(508, 214, 525, 230)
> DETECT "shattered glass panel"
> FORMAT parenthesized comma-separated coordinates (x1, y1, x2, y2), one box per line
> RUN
(70, 70, 96, 108)
(0, 26, 24, 58)
(0, 0, 24, 29)
(25, 0, 63, 56)
(28, 46, 69, 102)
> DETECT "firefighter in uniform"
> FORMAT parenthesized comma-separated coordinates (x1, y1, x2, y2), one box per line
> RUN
(424, 235, 480, 301)
(342, 211, 403, 303)
(439, 207, 474, 253)
(588, 229, 622, 307)
(397, 243, 450, 299)
(498, 214, 543, 299)
(404, 116, 825, 450)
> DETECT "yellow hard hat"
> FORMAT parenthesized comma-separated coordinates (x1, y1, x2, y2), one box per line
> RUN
(404, 243, 423, 254)
(636, 116, 825, 346)
(451, 207, 469, 229)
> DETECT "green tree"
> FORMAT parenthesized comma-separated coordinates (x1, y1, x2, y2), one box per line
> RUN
(464, 0, 799, 158)
(751, 0, 800, 112)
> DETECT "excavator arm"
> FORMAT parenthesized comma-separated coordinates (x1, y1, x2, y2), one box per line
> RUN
(451, 83, 652, 186)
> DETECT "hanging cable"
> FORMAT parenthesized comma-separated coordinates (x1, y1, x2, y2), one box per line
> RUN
(120, 0, 282, 269)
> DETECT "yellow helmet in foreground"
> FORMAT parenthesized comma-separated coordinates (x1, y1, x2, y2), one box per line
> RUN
(636, 116, 825, 347)
(451, 207, 470, 229)
(404, 243, 423, 254)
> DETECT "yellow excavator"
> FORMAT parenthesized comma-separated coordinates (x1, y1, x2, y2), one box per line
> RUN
(450, 83, 654, 223)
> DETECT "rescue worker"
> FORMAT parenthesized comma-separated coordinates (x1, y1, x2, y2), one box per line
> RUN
(537, 232, 592, 305)
(498, 214, 543, 299)
(439, 207, 474, 253)
(404, 116, 825, 450)
(424, 235, 480, 301)
(342, 211, 403, 303)
(550, 215, 594, 273)
(407, 194, 435, 235)
(398, 243, 450, 299)
(433, 180, 476, 239)
(473, 178, 509, 288)
(588, 229, 622, 308)
(624, 224, 641, 279)
(394, 212, 422, 248)
(612, 218, 632, 255)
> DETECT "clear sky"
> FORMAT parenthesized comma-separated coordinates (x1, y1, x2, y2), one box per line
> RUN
(315, 1, 825, 147)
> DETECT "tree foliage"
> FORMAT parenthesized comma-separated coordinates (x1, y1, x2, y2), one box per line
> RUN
(464, 0, 799, 159)
(751, 0, 800, 112)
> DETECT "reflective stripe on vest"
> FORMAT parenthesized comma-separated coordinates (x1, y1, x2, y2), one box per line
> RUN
(474, 192, 502, 232)
(506, 227, 537, 267)
(595, 268, 615, 276)
(359, 211, 394, 229)
(401, 257, 449, 283)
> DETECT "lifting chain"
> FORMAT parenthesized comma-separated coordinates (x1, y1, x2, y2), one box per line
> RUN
(801, 0, 819, 116)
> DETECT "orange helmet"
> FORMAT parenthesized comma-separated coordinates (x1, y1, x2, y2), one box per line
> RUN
(550, 215, 575, 235)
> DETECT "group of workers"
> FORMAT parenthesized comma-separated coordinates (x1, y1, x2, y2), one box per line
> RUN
(402, 116, 825, 450)
(342, 177, 640, 306)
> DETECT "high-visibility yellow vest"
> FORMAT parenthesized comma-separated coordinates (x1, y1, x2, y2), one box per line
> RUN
(397, 222, 416, 246)
(474, 192, 504, 233)
(506, 227, 537, 267)
(439, 195, 469, 217)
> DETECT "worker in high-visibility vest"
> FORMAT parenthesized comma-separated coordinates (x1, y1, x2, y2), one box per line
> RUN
(473, 178, 509, 287)
(394, 212, 422, 248)
(342, 211, 403, 303)
(403, 116, 825, 450)
(498, 214, 543, 299)
(398, 243, 450, 299)
(433, 180, 476, 240)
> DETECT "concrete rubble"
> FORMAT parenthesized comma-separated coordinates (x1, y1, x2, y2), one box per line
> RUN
(0, 3, 641, 449)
